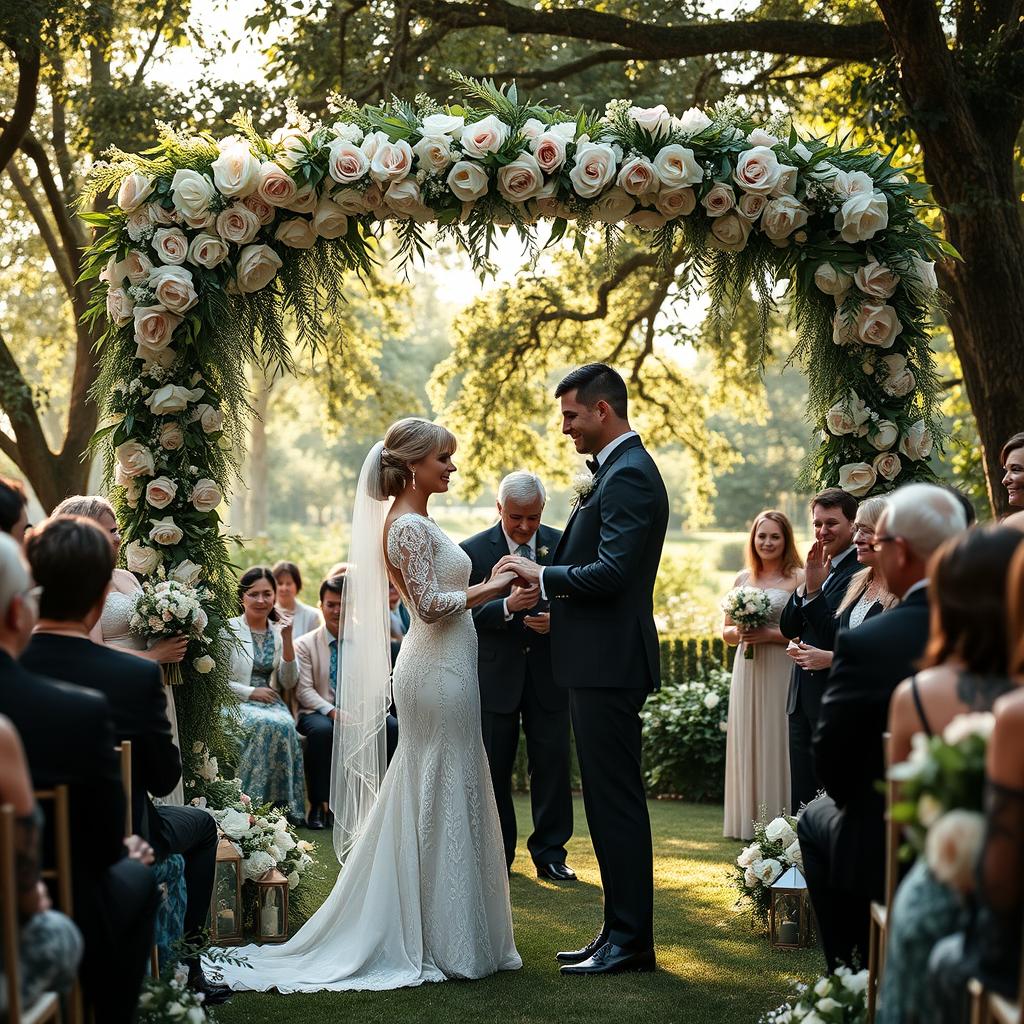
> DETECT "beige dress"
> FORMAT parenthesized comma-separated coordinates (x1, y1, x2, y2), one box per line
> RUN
(722, 572, 793, 840)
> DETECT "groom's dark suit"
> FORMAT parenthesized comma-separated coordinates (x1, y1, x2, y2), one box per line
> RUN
(544, 434, 668, 952)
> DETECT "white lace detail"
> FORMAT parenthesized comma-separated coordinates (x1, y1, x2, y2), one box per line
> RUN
(387, 514, 469, 623)
(849, 590, 876, 629)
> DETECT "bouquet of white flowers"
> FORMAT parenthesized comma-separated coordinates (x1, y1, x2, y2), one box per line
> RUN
(721, 585, 774, 659)
(733, 812, 803, 928)
(759, 967, 869, 1023)
(130, 578, 212, 684)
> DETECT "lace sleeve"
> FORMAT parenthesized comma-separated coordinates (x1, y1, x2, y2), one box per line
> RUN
(387, 516, 467, 624)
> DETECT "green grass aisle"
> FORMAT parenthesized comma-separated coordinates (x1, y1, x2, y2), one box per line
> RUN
(214, 797, 820, 1024)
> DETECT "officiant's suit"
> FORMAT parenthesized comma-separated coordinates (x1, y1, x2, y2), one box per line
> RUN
(544, 434, 668, 953)
(461, 521, 573, 871)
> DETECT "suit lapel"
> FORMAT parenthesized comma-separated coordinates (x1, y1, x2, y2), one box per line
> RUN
(490, 523, 509, 562)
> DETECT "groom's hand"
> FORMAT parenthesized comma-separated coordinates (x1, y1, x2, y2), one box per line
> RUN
(495, 554, 542, 584)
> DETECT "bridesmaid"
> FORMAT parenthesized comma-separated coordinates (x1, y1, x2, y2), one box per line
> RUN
(723, 510, 804, 840)
(272, 560, 322, 638)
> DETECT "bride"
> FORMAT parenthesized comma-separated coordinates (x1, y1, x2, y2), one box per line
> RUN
(211, 417, 522, 992)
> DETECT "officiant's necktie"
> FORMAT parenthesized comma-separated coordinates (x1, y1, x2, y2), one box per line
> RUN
(586, 457, 600, 474)
(515, 543, 533, 560)
(329, 637, 338, 682)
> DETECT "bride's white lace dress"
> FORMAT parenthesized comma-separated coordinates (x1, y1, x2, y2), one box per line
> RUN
(212, 512, 521, 992)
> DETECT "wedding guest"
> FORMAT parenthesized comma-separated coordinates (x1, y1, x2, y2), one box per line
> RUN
(1004, 509, 1024, 531)
(21, 516, 229, 1004)
(272, 560, 322, 638)
(389, 580, 409, 664)
(722, 510, 804, 839)
(1001, 431, 1024, 512)
(54, 494, 186, 805)
(461, 471, 574, 878)
(780, 487, 860, 809)
(0, 530, 159, 1023)
(0, 476, 29, 543)
(879, 526, 1024, 1023)
(0, 713, 82, 1015)
(831, 495, 897, 631)
(799, 484, 966, 972)
(226, 566, 306, 825)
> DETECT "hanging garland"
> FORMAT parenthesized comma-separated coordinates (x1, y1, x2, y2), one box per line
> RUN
(77, 75, 952, 777)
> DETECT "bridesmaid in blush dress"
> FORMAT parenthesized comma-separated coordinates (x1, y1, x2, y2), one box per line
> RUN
(722, 510, 804, 840)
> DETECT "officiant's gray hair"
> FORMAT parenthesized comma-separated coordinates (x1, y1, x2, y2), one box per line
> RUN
(498, 471, 546, 508)
(884, 483, 967, 559)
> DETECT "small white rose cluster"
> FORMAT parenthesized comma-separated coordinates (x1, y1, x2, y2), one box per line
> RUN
(732, 811, 803, 926)
(721, 585, 773, 629)
(759, 968, 869, 1024)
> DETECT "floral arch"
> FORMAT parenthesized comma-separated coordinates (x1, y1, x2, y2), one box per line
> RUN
(79, 77, 950, 777)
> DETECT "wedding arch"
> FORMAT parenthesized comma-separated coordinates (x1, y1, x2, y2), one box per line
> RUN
(78, 76, 951, 778)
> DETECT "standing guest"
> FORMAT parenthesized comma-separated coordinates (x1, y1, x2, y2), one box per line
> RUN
(879, 526, 1024, 1023)
(226, 566, 306, 825)
(1001, 431, 1024, 513)
(461, 471, 574, 879)
(780, 487, 860, 809)
(798, 484, 966, 973)
(722, 510, 804, 839)
(21, 516, 229, 1004)
(0, 476, 29, 543)
(272, 560, 322, 638)
(54, 495, 186, 805)
(0, 712, 82, 1015)
(388, 581, 409, 665)
(832, 496, 897, 631)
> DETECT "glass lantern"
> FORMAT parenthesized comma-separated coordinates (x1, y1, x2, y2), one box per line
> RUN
(769, 864, 812, 949)
(255, 868, 289, 943)
(210, 837, 244, 945)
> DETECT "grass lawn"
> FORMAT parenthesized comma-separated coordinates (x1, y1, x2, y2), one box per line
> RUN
(214, 798, 821, 1024)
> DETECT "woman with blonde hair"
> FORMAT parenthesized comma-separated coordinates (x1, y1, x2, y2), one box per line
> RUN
(723, 509, 804, 839)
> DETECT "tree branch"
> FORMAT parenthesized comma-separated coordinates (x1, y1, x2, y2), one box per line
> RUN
(130, 0, 176, 89)
(6, 162, 76, 297)
(0, 44, 40, 176)
(490, 47, 646, 87)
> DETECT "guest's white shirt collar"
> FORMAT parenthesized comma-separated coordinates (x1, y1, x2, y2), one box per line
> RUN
(831, 544, 857, 567)
(596, 430, 639, 467)
(502, 526, 535, 557)
(902, 578, 929, 601)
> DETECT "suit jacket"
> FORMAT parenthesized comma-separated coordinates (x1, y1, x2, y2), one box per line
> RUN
(21, 633, 180, 852)
(294, 624, 337, 716)
(812, 587, 931, 886)
(545, 435, 669, 692)
(780, 548, 861, 722)
(461, 522, 566, 715)
(0, 650, 125, 880)
(225, 615, 298, 701)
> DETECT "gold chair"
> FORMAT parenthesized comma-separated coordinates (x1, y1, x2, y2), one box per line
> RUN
(968, 916, 1024, 1024)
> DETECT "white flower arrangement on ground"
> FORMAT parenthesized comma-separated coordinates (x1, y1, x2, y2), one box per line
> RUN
(136, 965, 211, 1023)
(721, 586, 774, 660)
(733, 812, 803, 928)
(760, 967, 869, 1023)
(130, 576, 216, 685)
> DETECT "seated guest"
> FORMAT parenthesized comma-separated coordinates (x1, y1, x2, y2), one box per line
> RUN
(0, 531, 159, 1022)
(0, 476, 29, 544)
(226, 566, 306, 825)
(272, 560, 322, 638)
(20, 516, 228, 1004)
(1001, 431, 1024, 513)
(0, 712, 82, 1015)
(799, 484, 966, 972)
(780, 487, 860, 809)
(388, 580, 409, 665)
(878, 526, 1024, 1023)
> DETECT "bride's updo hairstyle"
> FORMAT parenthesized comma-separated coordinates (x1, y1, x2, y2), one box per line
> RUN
(370, 417, 457, 501)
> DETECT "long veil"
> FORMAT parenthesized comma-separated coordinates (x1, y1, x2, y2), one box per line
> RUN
(329, 440, 392, 863)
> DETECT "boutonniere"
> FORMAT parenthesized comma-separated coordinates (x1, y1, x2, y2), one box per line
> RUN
(538, 545, 550, 559)
(571, 472, 596, 505)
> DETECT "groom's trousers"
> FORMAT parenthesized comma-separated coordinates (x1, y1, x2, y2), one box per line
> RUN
(570, 685, 653, 951)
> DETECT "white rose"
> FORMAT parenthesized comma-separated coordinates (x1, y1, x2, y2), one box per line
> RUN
(652, 144, 704, 187)
(255, 161, 298, 207)
(169, 559, 202, 586)
(591, 187, 635, 224)
(869, 419, 900, 450)
(136, 342, 176, 367)
(145, 384, 205, 415)
(703, 691, 720, 710)
(629, 104, 672, 138)
(382, 178, 422, 218)
(825, 392, 870, 436)
(770, 164, 799, 197)
(194, 654, 215, 674)
(625, 210, 668, 230)
(836, 189, 889, 243)
(460, 114, 510, 158)
(532, 131, 568, 174)
(133, 305, 181, 351)
(369, 138, 414, 183)
(784, 839, 803, 868)
(701, 182, 736, 217)
(926, 810, 986, 891)
(124, 539, 161, 574)
(215, 203, 261, 245)
(856, 302, 903, 349)
(753, 857, 783, 885)
(447, 160, 490, 201)
(412, 134, 454, 175)
(838, 461, 878, 497)
(124, 206, 153, 242)
(145, 475, 177, 509)
(274, 216, 318, 249)
(331, 121, 363, 145)
(242, 194, 274, 226)
(329, 188, 367, 215)
(761, 195, 808, 241)
(814, 262, 853, 297)
(833, 169, 874, 199)
(743, 866, 758, 888)
(359, 182, 384, 214)
(187, 232, 229, 269)
(734, 146, 783, 195)
(568, 141, 618, 198)
(124, 250, 153, 285)
(873, 451, 902, 482)
(842, 970, 869, 995)
(269, 126, 310, 170)
(942, 711, 996, 746)
(148, 266, 198, 314)
(899, 419, 933, 461)
(737, 192, 768, 221)
(210, 139, 260, 197)
(655, 187, 696, 219)
(190, 478, 223, 513)
(616, 155, 660, 197)
(708, 211, 752, 252)
(117, 172, 155, 213)
(191, 403, 224, 434)
(309, 197, 349, 239)
(327, 138, 371, 186)
(169, 169, 215, 221)
(764, 817, 798, 846)
(917, 793, 945, 829)
(676, 107, 712, 135)
(219, 808, 252, 841)
(235, 244, 283, 294)
(736, 843, 759, 869)
(881, 358, 917, 398)
(497, 152, 545, 202)
(421, 113, 464, 138)
(106, 286, 133, 326)
(100, 255, 129, 287)
(908, 257, 938, 298)
(148, 516, 184, 546)
(152, 227, 189, 265)
(747, 128, 780, 147)
(855, 261, 900, 299)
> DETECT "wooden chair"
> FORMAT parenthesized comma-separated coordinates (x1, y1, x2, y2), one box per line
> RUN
(867, 731, 901, 1023)
(968, 915, 1024, 1024)
(1, 804, 62, 1023)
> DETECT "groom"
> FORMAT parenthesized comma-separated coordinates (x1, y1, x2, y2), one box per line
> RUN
(497, 363, 668, 975)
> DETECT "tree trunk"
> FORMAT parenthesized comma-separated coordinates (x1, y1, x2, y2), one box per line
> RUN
(248, 372, 271, 537)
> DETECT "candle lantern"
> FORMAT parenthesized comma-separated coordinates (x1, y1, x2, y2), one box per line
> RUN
(210, 837, 244, 945)
(769, 864, 812, 949)
(254, 867, 289, 943)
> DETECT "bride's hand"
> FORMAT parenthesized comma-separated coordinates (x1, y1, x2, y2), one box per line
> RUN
(490, 570, 518, 592)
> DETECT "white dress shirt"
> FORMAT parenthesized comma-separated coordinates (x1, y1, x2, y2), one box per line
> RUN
(902, 578, 929, 602)
(503, 527, 536, 621)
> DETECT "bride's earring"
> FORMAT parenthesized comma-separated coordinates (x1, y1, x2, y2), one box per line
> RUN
(411, 467, 417, 491)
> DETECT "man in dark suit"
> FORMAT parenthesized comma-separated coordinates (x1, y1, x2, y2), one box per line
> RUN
(461, 471, 574, 880)
(499, 364, 668, 976)
(20, 515, 229, 1004)
(0, 531, 160, 1023)
(799, 483, 967, 971)
(780, 487, 860, 809)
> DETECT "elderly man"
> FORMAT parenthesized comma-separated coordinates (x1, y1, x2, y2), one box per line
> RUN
(799, 483, 967, 972)
(460, 471, 574, 880)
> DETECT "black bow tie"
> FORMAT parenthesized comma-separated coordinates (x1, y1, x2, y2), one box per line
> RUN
(586, 457, 600, 474)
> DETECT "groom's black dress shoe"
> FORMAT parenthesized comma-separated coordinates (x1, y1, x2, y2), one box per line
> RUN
(559, 943, 656, 976)
(307, 807, 325, 830)
(556, 933, 607, 964)
(537, 862, 576, 882)
(188, 969, 233, 1004)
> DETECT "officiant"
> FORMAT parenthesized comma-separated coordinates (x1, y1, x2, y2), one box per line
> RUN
(461, 471, 575, 880)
